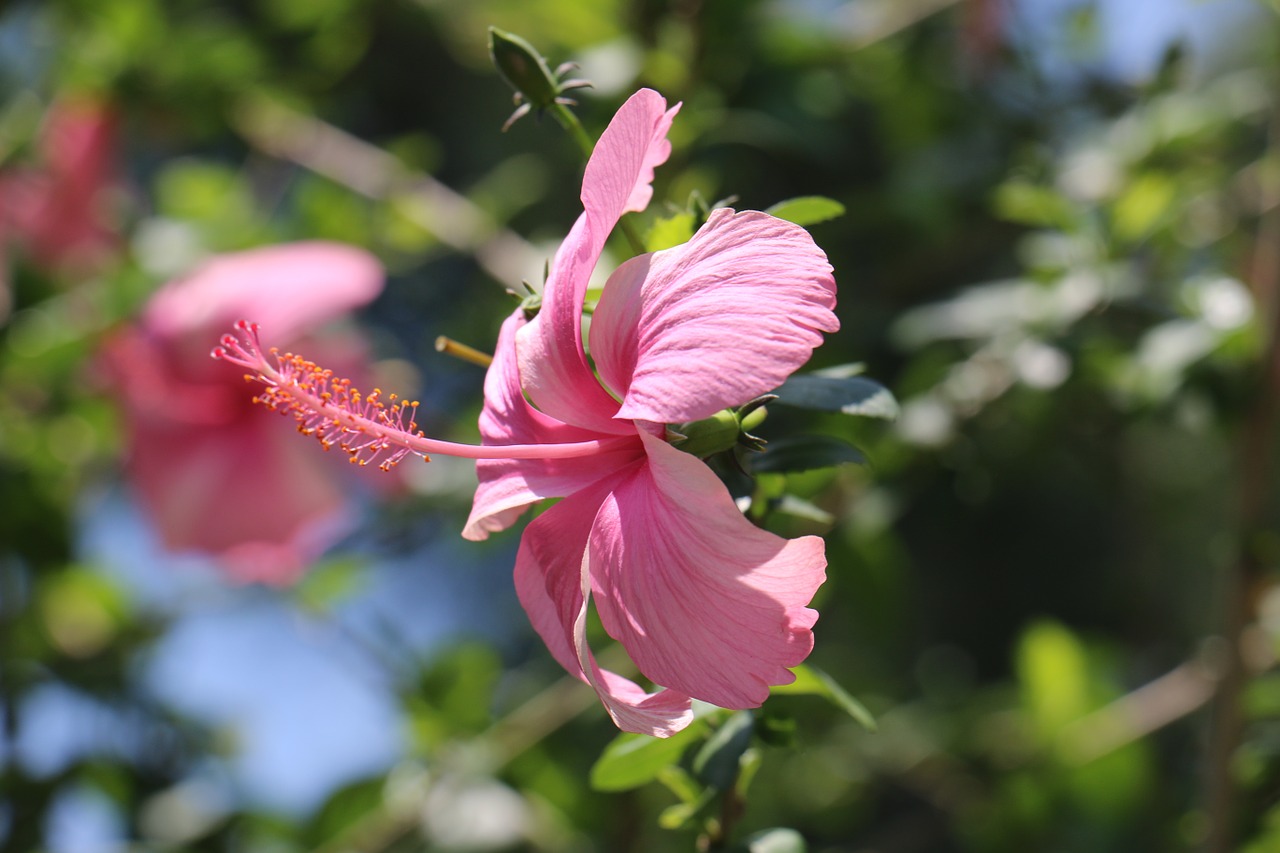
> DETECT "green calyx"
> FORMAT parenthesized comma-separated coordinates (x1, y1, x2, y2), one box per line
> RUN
(667, 396, 774, 459)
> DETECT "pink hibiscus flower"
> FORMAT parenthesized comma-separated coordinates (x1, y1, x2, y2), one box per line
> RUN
(215, 89, 838, 735)
(102, 242, 384, 585)
(0, 98, 120, 274)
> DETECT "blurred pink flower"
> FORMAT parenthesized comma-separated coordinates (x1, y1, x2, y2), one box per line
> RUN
(102, 242, 384, 584)
(214, 89, 837, 734)
(0, 98, 121, 274)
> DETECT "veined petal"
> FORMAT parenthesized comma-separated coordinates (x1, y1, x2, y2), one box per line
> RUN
(592, 208, 839, 424)
(517, 90, 680, 432)
(513, 477, 695, 737)
(590, 430, 826, 709)
(465, 312, 643, 541)
(144, 242, 383, 351)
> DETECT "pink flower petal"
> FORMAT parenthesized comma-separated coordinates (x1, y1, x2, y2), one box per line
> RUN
(589, 430, 826, 708)
(123, 408, 349, 584)
(144, 242, 383, 351)
(591, 208, 839, 424)
(513, 476, 696, 737)
(516, 90, 679, 432)
(465, 312, 643, 541)
(0, 99, 120, 271)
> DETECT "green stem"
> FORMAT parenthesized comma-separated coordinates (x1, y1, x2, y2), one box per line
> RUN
(549, 101, 595, 161)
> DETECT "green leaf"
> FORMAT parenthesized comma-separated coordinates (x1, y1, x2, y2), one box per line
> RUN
(1017, 620, 1090, 738)
(1112, 171, 1176, 243)
(772, 665, 876, 730)
(589, 720, 706, 792)
(765, 196, 846, 227)
(645, 211, 697, 252)
(750, 436, 867, 474)
(992, 180, 1076, 229)
(732, 828, 809, 853)
(293, 556, 368, 613)
(658, 788, 715, 830)
(772, 374, 899, 419)
(692, 711, 754, 791)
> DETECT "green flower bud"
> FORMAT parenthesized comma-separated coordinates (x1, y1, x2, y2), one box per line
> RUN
(490, 28, 560, 112)
(669, 409, 740, 458)
(488, 28, 591, 131)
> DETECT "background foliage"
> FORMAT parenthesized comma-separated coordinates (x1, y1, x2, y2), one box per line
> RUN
(2, 0, 1279, 850)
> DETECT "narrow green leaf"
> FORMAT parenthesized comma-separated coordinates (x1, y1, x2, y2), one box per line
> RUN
(765, 196, 846, 227)
(750, 436, 867, 474)
(692, 711, 754, 791)
(589, 720, 706, 791)
(656, 765, 704, 804)
(772, 374, 899, 420)
(772, 665, 876, 731)
(658, 788, 715, 830)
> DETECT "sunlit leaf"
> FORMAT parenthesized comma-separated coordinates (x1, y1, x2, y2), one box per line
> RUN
(1017, 620, 1089, 737)
(589, 720, 707, 792)
(772, 665, 876, 730)
(645, 211, 697, 252)
(765, 196, 846, 227)
(1112, 172, 1176, 242)
(993, 180, 1076, 229)
(658, 788, 715, 830)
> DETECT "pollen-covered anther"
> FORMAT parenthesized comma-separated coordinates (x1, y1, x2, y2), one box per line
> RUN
(212, 320, 429, 470)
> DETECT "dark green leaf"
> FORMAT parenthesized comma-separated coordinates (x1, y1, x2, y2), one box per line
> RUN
(765, 196, 846, 227)
(772, 665, 876, 730)
(692, 711, 754, 791)
(750, 436, 867, 474)
(772, 374, 899, 419)
(589, 721, 706, 792)
(755, 708, 797, 747)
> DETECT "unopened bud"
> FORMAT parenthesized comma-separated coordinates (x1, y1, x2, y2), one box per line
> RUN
(669, 409, 744, 459)
(488, 28, 591, 130)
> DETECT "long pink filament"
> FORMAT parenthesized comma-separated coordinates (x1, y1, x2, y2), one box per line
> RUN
(212, 321, 626, 469)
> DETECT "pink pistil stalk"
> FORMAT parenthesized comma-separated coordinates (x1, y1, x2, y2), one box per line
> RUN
(212, 320, 628, 469)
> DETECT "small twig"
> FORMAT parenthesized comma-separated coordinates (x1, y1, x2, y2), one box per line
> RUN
(231, 95, 543, 288)
(1059, 652, 1224, 766)
(837, 0, 964, 49)
(434, 336, 493, 368)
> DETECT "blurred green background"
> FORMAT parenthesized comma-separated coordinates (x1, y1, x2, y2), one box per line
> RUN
(2, 0, 1280, 850)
